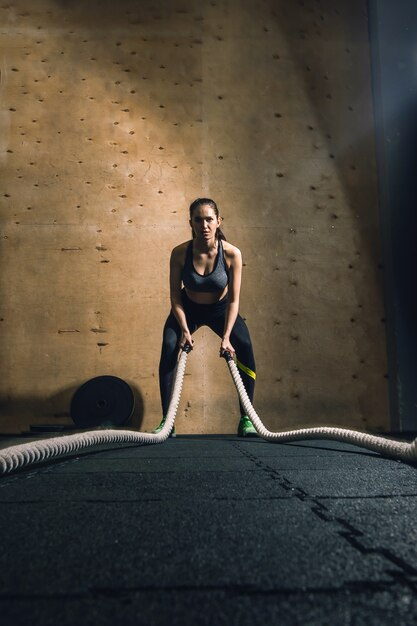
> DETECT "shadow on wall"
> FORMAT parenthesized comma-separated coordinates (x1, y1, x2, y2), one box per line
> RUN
(0, 382, 145, 433)
(386, 94, 417, 373)
(51, 0, 203, 45)
(270, 0, 383, 277)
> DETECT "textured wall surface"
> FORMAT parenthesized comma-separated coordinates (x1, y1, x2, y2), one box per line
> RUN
(0, 0, 389, 434)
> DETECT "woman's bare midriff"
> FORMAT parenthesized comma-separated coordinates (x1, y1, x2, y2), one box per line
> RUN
(185, 286, 228, 304)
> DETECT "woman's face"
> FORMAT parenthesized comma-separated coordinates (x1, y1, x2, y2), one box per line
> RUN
(189, 204, 221, 242)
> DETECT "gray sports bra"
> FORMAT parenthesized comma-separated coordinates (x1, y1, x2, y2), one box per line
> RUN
(182, 239, 229, 293)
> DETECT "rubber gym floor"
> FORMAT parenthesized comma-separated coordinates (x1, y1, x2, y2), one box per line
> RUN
(1, 434, 417, 625)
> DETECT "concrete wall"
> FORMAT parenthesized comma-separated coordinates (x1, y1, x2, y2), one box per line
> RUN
(0, 0, 389, 434)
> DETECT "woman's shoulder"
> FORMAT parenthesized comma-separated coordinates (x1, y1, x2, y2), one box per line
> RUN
(172, 240, 192, 253)
(222, 240, 242, 260)
(170, 240, 192, 263)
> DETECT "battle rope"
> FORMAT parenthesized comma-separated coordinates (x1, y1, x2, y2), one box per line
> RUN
(222, 350, 417, 463)
(1, 345, 416, 475)
(0, 346, 191, 476)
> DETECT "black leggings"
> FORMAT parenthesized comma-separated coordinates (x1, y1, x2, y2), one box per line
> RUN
(159, 290, 256, 417)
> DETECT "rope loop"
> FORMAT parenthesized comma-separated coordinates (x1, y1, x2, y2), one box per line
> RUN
(1, 347, 416, 476)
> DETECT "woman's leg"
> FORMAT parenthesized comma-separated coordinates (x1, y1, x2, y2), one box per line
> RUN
(230, 316, 256, 415)
(158, 310, 198, 417)
(208, 313, 256, 418)
(158, 312, 182, 417)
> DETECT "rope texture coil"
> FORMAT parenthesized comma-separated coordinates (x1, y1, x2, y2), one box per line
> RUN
(226, 357, 417, 463)
(0, 349, 189, 476)
(1, 349, 417, 475)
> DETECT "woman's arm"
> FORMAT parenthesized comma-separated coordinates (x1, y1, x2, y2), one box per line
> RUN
(170, 245, 194, 349)
(220, 246, 242, 358)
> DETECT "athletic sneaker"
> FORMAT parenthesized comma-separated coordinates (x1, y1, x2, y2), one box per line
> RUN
(237, 415, 257, 437)
(152, 416, 176, 438)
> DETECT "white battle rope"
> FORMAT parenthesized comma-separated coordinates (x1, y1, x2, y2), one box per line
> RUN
(1, 347, 417, 476)
(0, 348, 190, 476)
(223, 351, 417, 463)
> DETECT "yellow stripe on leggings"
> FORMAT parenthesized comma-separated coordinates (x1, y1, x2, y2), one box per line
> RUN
(236, 359, 256, 380)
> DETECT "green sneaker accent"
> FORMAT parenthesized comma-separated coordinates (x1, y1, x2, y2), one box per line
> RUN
(237, 415, 257, 437)
(152, 416, 176, 438)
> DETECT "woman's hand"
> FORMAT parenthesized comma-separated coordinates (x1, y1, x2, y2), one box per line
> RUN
(220, 337, 235, 359)
(179, 329, 194, 351)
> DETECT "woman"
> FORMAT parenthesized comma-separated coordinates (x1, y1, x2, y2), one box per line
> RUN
(153, 198, 257, 437)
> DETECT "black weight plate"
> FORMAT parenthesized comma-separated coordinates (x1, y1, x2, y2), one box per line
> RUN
(70, 376, 135, 428)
